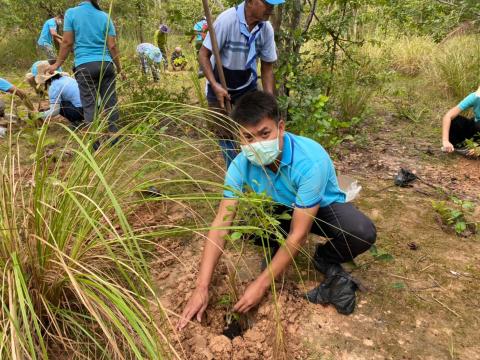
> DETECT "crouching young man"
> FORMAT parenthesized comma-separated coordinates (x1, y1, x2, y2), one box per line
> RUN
(177, 91, 376, 329)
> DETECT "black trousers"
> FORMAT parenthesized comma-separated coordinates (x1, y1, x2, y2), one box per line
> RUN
(254, 202, 377, 264)
(74, 61, 119, 132)
(449, 115, 480, 147)
(60, 101, 84, 126)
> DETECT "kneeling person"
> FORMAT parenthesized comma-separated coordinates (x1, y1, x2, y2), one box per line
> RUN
(178, 91, 376, 329)
(35, 62, 83, 128)
(442, 86, 480, 154)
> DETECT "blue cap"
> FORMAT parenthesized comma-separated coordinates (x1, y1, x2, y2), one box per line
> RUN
(265, 0, 285, 4)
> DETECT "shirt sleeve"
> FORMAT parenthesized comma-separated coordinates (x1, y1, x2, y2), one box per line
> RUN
(48, 19, 57, 31)
(458, 93, 477, 111)
(40, 103, 61, 119)
(294, 164, 327, 208)
(203, 17, 227, 52)
(0, 78, 13, 93)
(259, 22, 277, 63)
(63, 10, 73, 32)
(107, 18, 116, 37)
(223, 159, 245, 198)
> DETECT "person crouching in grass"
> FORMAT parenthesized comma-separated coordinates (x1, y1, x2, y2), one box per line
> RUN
(34, 62, 84, 128)
(442, 86, 480, 156)
(177, 91, 377, 330)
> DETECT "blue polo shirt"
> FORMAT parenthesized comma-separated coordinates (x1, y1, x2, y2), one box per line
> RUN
(64, 1, 116, 67)
(49, 76, 82, 108)
(224, 133, 346, 208)
(458, 92, 480, 122)
(0, 78, 13, 93)
(203, 2, 277, 96)
(38, 18, 57, 46)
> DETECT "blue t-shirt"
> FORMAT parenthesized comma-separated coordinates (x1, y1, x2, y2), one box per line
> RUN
(224, 133, 346, 208)
(64, 1, 116, 67)
(49, 76, 82, 108)
(193, 20, 207, 42)
(458, 92, 480, 122)
(37, 18, 57, 46)
(0, 78, 13, 93)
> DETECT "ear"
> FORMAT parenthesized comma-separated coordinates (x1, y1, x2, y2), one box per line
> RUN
(278, 119, 286, 132)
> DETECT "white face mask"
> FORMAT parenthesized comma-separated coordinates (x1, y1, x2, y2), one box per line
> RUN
(241, 131, 281, 166)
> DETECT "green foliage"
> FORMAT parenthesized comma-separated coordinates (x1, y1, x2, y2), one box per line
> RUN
(464, 138, 480, 157)
(432, 197, 479, 236)
(428, 35, 480, 98)
(279, 86, 360, 149)
(369, 244, 394, 262)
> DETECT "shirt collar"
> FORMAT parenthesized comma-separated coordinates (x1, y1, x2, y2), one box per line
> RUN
(279, 133, 294, 167)
(237, 2, 262, 33)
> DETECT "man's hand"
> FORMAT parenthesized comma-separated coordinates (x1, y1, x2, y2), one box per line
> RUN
(442, 140, 454, 153)
(211, 82, 230, 109)
(233, 278, 269, 314)
(177, 287, 209, 330)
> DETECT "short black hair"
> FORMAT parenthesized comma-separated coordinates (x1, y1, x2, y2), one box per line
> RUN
(231, 91, 280, 126)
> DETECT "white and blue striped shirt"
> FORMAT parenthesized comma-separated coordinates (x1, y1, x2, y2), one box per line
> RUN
(203, 2, 277, 93)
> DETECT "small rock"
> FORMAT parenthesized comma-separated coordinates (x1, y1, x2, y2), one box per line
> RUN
(363, 339, 374, 347)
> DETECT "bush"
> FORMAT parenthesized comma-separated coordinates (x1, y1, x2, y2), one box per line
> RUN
(390, 36, 436, 76)
(428, 35, 480, 98)
(0, 31, 38, 70)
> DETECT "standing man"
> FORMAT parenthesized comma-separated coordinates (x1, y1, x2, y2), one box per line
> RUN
(37, 14, 64, 61)
(199, 0, 284, 167)
(154, 24, 170, 70)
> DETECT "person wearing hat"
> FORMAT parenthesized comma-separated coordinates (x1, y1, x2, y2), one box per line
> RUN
(37, 14, 64, 61)
(0, 77, 33, 118)
(47, 0, 121, 137)
(34, 62, 84, 128)
(171, 47, 187, 71)
(441, 86, 480, 156)
(199, 0, 285, 167)
(136, 43, 163, 81)
(154, 24, 170, 70)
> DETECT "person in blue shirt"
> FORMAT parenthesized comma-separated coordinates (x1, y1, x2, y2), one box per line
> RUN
(442, 87, 480, 154)
(37, 14, 64, 61)
(136, 43, 162, 82)
(33, 62, 84, 128)
(177, 92, 377, 329)
(48, 0, 122, 140)
(190, 17, 208, 53)
(0, 77, 33, 117)
(199, 0, 284, 168)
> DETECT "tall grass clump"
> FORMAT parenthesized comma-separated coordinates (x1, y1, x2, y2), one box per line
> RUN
(0, 119, 177, 358)
(390, 35, 436, 76)
(429, 35, 480, 98)
(0, 32, 38, 69)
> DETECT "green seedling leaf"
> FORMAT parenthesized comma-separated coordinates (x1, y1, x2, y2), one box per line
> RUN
(277, 212, 292, 220)
(230, 232, 242, 241)
(369, 245, 379, 255)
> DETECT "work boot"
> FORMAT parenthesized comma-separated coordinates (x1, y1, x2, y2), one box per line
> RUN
(312, 246, 344, 276)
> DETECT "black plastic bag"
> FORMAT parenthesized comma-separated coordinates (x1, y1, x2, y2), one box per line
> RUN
(305, 271, 358, 315)
(394, 168, 418, 187)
